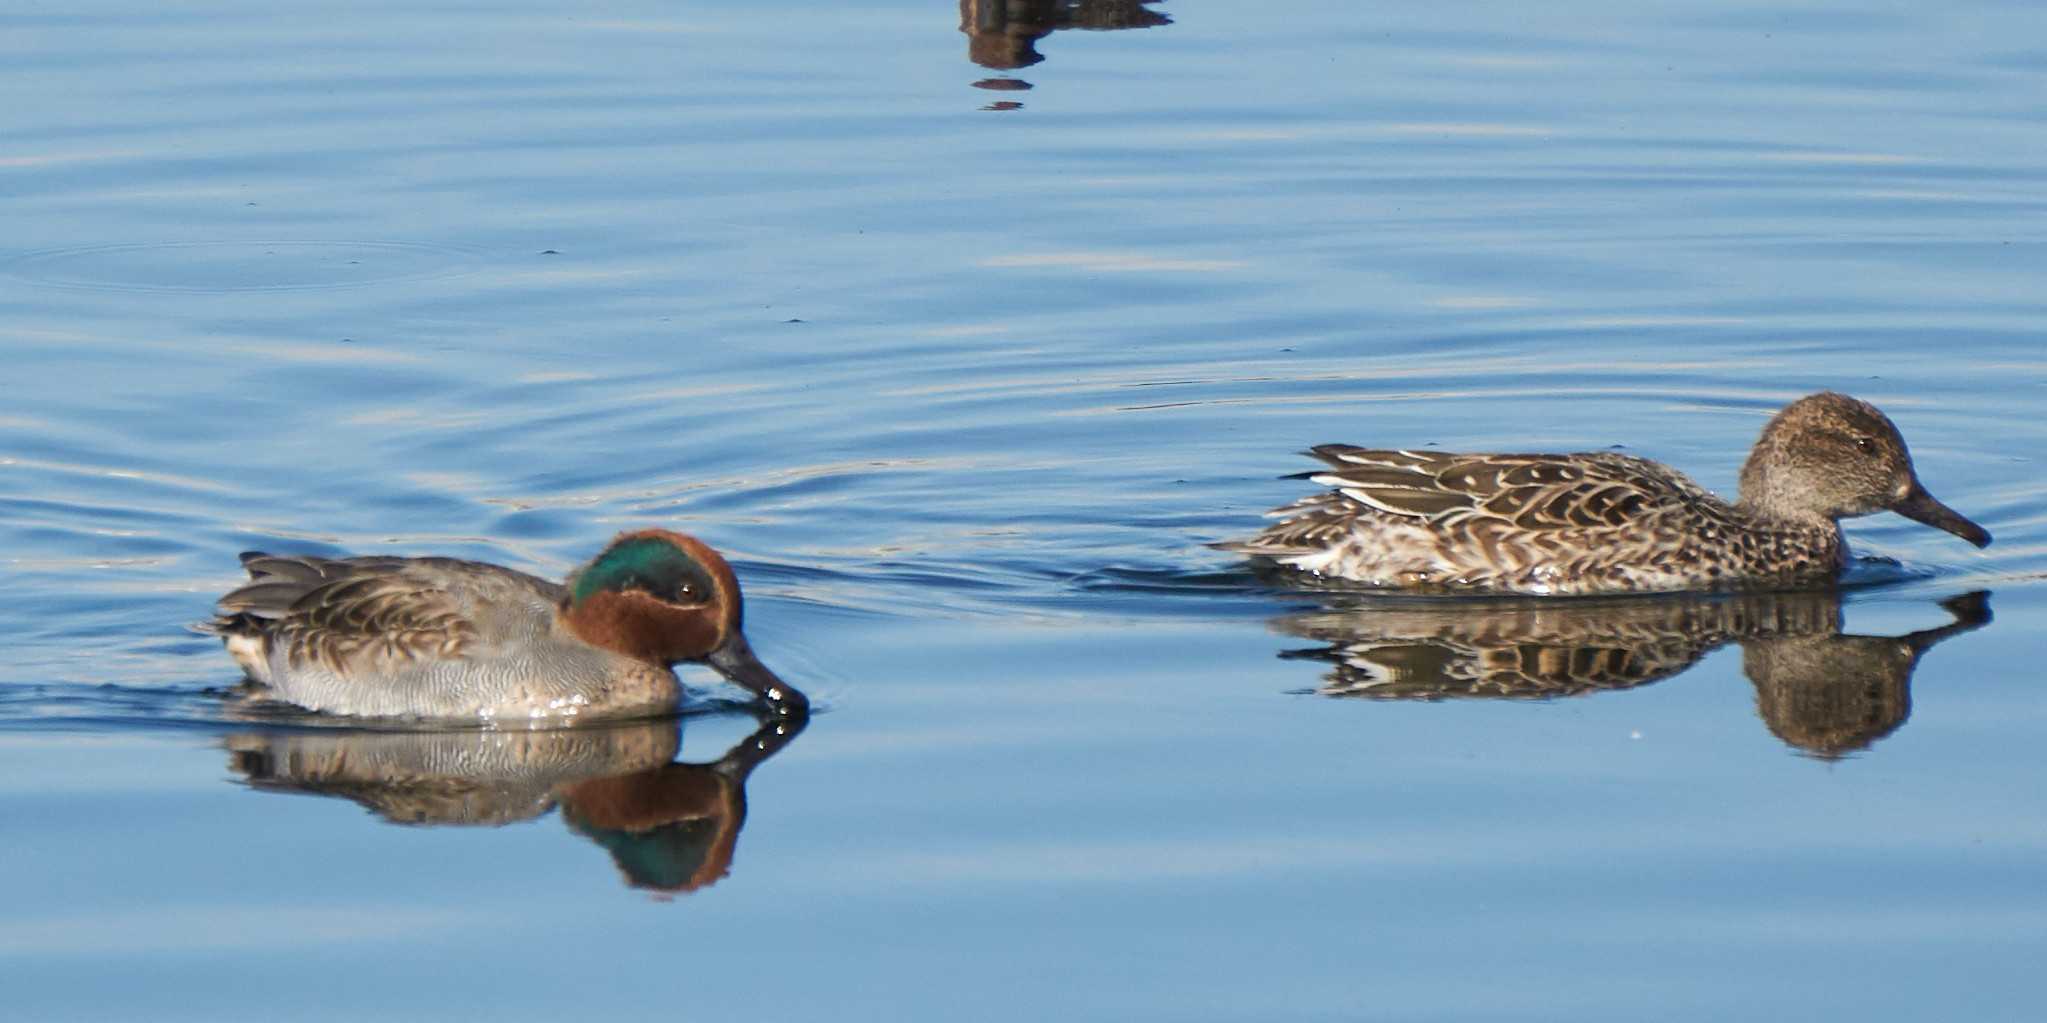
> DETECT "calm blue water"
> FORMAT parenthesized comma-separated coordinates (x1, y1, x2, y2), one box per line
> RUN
(5, 1, 2046, 1018)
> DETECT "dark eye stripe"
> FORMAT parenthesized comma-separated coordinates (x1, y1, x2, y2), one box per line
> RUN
(574, 536, 720, 607)
(622, 567, 714, 604)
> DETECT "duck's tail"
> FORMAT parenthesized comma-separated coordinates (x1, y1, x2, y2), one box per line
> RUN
(192, 551, 331, 683)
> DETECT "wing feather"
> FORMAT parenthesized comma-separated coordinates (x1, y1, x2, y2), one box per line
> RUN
(206, 553, 563, 674)
(1231, 447, 1716, 557)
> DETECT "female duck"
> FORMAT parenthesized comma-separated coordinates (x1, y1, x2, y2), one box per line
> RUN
(201, 529, 806, 721)
(1223, 392, 1991, 594)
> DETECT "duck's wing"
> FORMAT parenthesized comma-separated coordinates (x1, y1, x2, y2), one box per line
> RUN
(1226, 448, 1707, 554)
(205, 553, 566, 674)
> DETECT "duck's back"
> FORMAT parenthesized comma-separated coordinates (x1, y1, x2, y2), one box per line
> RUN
(205, 553, 671, 720)
(1228, 448, 1838, 593)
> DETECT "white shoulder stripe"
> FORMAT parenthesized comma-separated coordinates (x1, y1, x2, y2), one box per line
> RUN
(1338, 487, 1433, 518)
(1309, 472, 1432, 491)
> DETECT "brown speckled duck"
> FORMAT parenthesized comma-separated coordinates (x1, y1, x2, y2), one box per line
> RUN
(200, 529, 807, 722)
(1223, 392, 1991, 594)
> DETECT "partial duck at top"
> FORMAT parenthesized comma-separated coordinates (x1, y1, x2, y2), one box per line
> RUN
(1221, 392, 1991, 595)
(201, 529, 807, 722)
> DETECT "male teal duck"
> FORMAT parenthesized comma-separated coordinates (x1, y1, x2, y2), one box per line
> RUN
(200, 529, 807, 721)
(1222, 392, 1991, 595)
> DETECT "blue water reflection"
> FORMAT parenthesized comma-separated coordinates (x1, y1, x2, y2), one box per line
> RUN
(4, 0, 2046, 1019)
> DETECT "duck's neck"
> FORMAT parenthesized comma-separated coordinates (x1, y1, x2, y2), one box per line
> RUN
(1735, 490, 1836, 531)
(1730, 492, 1849, 574)
(1735, 489, 1843, 539)
(1735, 464, 1844, 566)
(1735, 453, 1833, 529)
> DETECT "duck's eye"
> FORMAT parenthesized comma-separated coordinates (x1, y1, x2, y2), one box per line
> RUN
(1853, 437, 1874, 453)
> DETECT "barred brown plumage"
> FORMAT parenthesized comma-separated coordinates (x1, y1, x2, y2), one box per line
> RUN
(1219, 392, 1990, 594)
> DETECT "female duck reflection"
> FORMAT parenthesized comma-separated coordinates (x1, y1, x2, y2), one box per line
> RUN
(224, 710, 803, 894)
(1270, 590, 1990, 758)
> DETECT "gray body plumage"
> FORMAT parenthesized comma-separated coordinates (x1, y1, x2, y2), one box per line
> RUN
(201, 553, 678, 722)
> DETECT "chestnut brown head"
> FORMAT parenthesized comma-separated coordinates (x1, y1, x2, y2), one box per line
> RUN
(563, 530, 807, 715)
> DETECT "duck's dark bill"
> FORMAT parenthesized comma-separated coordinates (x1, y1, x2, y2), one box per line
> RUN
(707, 633, 810, 715)
(1894, 484, 1992, 548)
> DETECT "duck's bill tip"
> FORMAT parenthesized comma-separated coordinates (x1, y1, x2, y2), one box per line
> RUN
(1893, 486, 1992, 549)
(705, 633, 810, 715)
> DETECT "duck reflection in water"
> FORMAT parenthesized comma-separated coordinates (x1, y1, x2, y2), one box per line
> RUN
(961, 0, 1170, 104)
(1273, 590, 1990, 758)
(224, 709, 804, 894)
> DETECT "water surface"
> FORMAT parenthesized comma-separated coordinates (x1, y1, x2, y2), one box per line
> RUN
(5, 1, 2046, 1019)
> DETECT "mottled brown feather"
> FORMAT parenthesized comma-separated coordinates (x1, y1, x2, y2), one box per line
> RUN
(205, 554, 561, 673)
(272, 571, 477, 672)
(1238, 449, 1716, 559)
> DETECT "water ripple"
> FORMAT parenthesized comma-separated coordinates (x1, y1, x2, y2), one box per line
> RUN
(1, 240, 487, 293)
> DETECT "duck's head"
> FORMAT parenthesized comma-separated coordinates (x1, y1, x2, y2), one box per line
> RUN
(562, 530, 807, 715)
(1737, 392, 1990, 548)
